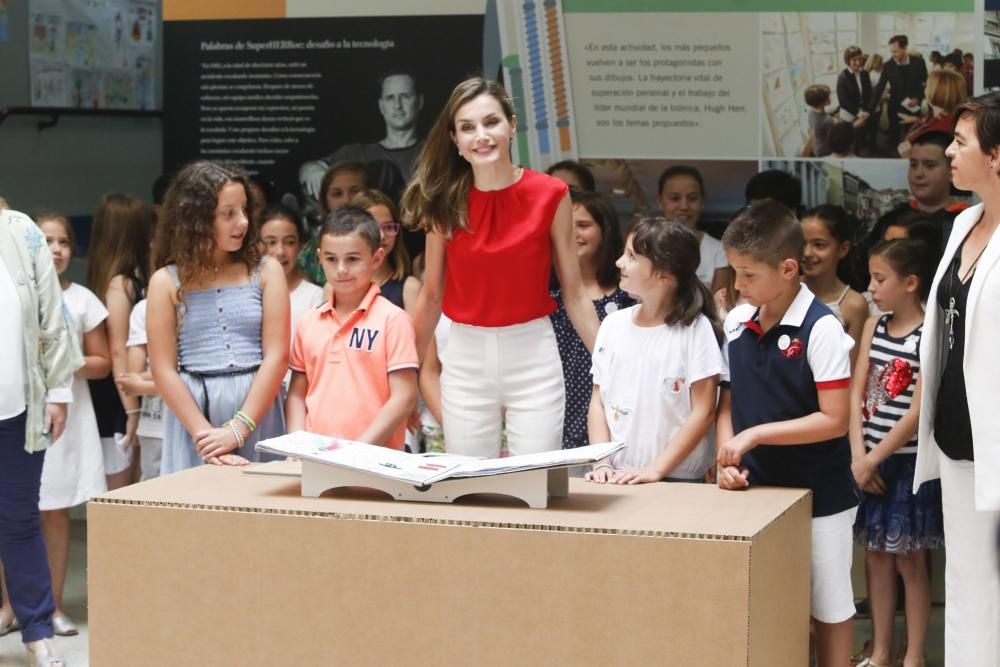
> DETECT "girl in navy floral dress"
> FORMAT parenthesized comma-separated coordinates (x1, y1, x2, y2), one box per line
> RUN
(849, 239, 942, 667)
(550, 191, 633, 449)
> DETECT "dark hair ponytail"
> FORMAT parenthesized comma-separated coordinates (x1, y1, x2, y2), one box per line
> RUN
(630, 217, 722, 343)
(869, 238, 934, 302)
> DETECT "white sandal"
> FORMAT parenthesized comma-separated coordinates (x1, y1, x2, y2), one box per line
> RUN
(24, 637, 67, 667)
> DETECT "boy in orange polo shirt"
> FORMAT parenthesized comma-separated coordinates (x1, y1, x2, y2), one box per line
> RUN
(286, 207, 418, 449)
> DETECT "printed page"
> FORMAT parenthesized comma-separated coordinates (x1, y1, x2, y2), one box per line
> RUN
(448, 442, 626, 478)
(255, 432, 472, 485)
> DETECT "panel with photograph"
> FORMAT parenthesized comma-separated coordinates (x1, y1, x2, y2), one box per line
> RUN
(579, 159, 759, 239)
(761, 12, 974, 159)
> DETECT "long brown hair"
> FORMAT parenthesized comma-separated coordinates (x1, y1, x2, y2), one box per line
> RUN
(319, 160, 368, 217)
(349, 189, 411, 280)
(400, 76, 515, 236)
(151, 161, 260, 290)
(86, 193, 154, 304)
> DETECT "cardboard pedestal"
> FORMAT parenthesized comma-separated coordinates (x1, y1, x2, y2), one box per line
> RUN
(88, 464, 812, 666)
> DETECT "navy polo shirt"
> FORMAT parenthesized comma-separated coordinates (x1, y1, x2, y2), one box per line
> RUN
(721, 284, 860, 518)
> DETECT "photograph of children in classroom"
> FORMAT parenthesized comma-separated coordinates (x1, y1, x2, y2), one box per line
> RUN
(761, 12, 975, 159)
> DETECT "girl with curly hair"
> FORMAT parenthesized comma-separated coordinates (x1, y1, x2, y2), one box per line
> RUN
(147, 161, 288, 472)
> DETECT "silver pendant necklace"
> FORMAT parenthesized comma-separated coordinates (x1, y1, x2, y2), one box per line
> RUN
(946, 231, 988, 351)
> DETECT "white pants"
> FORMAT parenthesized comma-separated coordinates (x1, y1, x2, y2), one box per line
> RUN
(441, 317, 565, 458)
(938, 450, 1000, 667)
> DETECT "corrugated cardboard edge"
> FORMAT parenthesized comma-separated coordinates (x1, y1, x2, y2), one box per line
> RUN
(745, 491, 814, 666)
(88, 495, 756, 541)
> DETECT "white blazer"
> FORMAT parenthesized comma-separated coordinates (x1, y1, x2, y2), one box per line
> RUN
(914, 202, 1000, 510)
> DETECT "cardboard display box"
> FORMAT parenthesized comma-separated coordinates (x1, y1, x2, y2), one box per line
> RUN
(88, 465, 811, 666)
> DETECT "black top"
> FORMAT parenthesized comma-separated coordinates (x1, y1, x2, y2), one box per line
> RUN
(379, 278, 405, 310)
(89, 276, 145, 438)
(836, 67, 872, 117)
(934, 245, 975, 461)
(870, 55, 928, 112)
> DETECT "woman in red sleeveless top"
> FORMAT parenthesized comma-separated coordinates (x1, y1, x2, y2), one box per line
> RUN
(402, 77, 599, 458)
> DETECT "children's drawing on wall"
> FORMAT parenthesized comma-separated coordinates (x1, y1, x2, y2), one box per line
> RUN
(761, 12, 975, 159)
(66, 21, 98, 67)
(28, 0, 158, 110)
(113, 10, 123, 48)
(127, 3, 156, 48)
(104, 71, 135, 108)
(30, 13, 61, 55)
(132, 54, 154, 110)
(32, 64, 71, 106)
(72, 69, 101, 107)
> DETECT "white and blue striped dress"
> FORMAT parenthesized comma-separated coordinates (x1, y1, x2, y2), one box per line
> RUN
(855, 314, 943, 553)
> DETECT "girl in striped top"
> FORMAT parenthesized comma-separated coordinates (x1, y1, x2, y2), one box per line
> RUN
(849, 238, 942, 667)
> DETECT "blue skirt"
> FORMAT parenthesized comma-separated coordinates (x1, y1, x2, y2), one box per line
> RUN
(161, 368, 285, 475)
(853, 453, 944, 553)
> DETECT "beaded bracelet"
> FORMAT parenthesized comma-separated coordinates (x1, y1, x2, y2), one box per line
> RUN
(227, 420, 245, 449)
(234, 410, 257, 432)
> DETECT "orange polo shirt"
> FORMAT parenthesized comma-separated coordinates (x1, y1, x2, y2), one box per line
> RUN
(289, 283, 418, 449)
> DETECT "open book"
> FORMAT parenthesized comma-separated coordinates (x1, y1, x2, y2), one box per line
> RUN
(255, 432, 625, 487)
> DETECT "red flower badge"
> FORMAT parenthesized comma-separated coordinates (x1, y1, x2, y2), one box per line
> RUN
(781, 338, 804, 359)
(882, 358, 913, 398)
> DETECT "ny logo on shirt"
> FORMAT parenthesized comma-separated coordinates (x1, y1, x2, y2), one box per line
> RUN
(347, 327, 380, 352)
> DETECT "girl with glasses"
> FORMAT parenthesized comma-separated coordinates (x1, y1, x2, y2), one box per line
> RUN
(349, 190, 420, 315)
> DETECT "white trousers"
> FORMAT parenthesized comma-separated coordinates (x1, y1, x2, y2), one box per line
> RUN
(441, 317, 565, 458)
(938, 449, 1000, 667)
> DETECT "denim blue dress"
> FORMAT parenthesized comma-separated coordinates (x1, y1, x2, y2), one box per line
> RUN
(160, 262, 285, 474)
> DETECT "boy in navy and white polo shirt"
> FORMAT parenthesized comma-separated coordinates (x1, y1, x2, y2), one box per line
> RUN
(715, 201, 860, 667)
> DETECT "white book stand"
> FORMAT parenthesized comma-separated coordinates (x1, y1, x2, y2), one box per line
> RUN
(300, 459, 571, 509)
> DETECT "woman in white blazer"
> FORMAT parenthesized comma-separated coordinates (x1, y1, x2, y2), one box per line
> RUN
(914, 94, 1000, 667)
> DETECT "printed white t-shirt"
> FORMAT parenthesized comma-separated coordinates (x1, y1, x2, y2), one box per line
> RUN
(591, 306, 723, 479)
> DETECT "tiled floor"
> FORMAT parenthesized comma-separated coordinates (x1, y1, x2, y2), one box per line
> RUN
(0, 520, 947, 666)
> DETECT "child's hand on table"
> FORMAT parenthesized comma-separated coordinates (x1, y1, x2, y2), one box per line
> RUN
(610, 467, 663, 485)
(717, 429, 757, 467)
(717, 465, 750, 490)
(585, 464, 615, 483)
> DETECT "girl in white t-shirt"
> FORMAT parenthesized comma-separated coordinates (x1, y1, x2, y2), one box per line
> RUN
(36, 213, 110, 635)
(655, 165, 732, 292)
(587, 218, 723, 484)
(256, 203, 324, 389)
